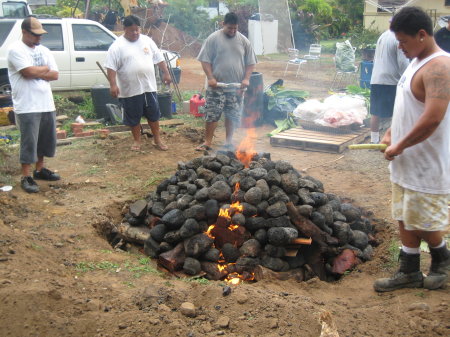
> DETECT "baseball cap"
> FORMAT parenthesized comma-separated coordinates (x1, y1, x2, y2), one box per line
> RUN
(438, 15, 450, 28)
(21, 17, 47, 35)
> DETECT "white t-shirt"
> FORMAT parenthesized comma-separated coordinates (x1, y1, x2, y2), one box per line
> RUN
(7, 41, 58, 114)
(104, 34, 164, 98)
(370, 30, 409, 85)
(390, 51, 450, 194)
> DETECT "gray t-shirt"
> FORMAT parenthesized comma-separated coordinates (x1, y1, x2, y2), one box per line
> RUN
(371, 30, 409, 85)
(197, 30, 257, 84)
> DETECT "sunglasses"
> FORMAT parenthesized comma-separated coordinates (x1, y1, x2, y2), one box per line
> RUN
(27, 30, 43, 37)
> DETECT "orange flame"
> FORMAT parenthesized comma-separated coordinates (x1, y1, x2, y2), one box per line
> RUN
(206, 224, 215, 238)
(218, 208, 231, 219)
(235, 114, 258, 167)
(205, 182, 256, 284)
(217, 264, 227, 272)
(225, 271, 255, 285)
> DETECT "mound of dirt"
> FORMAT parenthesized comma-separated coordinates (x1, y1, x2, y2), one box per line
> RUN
(146, 22, 202, 58)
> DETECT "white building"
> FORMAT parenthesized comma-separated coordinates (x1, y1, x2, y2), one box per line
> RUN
(198, 0, 229, 19)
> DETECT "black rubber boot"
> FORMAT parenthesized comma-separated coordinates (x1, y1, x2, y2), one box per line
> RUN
(373, 250, 423, 292)
(424, 244, 450, 290)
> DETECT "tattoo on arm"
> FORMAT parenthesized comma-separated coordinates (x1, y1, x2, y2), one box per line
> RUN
(425, 62, 450, 100)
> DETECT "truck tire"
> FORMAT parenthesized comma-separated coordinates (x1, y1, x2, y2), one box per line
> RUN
(0, 75, 11, 95)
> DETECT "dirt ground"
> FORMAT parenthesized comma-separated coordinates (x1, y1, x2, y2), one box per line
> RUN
(0, 55, 449, 337)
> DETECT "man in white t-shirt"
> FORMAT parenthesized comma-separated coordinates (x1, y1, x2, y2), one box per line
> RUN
(105, 15, 171, 151)
(7, 17, 60, 193)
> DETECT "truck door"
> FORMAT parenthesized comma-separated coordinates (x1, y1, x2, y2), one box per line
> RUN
(41, 22, 70, 90)
(68, 22, 116, 89)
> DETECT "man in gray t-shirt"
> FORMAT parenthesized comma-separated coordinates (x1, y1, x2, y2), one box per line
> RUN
(369, 29, 409, 143)
(195, 12, 257, 152)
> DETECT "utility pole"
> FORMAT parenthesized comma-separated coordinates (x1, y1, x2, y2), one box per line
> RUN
(85, 0, 91, 19)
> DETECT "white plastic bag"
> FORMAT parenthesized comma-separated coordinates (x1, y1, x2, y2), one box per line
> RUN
(293, 99, 325, 121)
(315, 94, 367, 127)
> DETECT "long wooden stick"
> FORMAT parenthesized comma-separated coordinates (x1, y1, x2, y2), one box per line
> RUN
(96, 61, 108, 79)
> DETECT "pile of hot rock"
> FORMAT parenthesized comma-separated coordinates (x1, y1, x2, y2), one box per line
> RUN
(115, 151, 377, 282)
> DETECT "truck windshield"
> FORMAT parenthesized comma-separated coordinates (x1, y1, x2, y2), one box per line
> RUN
(0, 21, 15, 46)
(2, 2, 29, 17)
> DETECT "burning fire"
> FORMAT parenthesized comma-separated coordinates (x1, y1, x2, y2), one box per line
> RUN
(235, 126, 257, 168)
(207, 111, 261, 283)
(205, 183, 255, 284)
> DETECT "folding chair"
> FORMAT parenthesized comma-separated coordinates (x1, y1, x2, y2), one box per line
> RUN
(283, 48, 307, 77)
(303, 44, 322, 61)
(330, 59, 359, 91)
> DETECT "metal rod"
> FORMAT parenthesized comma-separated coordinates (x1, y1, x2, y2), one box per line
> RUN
(163, 52, 182, 101)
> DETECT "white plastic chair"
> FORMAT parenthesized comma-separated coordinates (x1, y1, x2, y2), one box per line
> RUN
(284, 48, 307, 77)
(303, 44, 322, 61)
(330, 57, 359, 91)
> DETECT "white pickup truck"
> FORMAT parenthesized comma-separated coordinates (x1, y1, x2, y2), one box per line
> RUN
(0, 17, 181, 94)
(0, 0, 31, 18)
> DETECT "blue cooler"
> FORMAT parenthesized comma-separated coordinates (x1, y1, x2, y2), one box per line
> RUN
(360, 61, 373, 89)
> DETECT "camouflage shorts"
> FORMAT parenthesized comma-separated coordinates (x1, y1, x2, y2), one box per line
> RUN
(203, 88, 243, 124)
(391, 183, 449, 231)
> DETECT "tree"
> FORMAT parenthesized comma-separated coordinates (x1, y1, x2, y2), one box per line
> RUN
(336, 0, 364, 25)
(221, 0, 258, 38)
(162, 0, 214, 40)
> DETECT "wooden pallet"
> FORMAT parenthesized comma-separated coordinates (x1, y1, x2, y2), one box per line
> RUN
(270, 127, 370, 153)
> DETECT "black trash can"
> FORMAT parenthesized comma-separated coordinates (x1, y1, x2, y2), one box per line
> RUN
(157, 91, 172, 119)
(243, 72, 264, 127)
(159, 67, 181, 84)
(91, 85, 119, 120)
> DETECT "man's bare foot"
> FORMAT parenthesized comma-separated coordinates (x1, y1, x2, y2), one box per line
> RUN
(195, 144, 213, 151)
(131, 143, 141, 151)
(154, 142, 168, 151)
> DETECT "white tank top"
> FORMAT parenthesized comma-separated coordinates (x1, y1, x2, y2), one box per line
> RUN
(390, 51, 450, 194)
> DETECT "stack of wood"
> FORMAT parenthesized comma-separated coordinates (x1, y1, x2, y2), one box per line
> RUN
(115, 151, 378, 282)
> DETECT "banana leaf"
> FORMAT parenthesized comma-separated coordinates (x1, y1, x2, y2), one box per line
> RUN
(268, 113, 297, 137)
(267, 89, 309, 111)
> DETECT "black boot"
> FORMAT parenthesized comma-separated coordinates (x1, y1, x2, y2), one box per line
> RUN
(373, 250, 423, 292)
(424, 244, 450, 290)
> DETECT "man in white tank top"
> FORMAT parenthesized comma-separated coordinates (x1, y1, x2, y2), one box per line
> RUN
(373, 7, 450, 292)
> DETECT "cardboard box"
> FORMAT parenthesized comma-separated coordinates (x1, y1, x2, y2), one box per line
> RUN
(0, 107, 13, 126)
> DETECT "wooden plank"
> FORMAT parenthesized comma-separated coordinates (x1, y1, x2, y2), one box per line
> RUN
(280, 127, 362, 138)
(278, 129, 359, 142)
(106, 119, 184, 132)
(270, 127, 370, 153)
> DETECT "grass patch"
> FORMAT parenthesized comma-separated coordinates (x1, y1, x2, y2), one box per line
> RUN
(173, 90, 200, 104)
(124, 257, 162, 278)
(144, 173, 170, 188)
(75, 257, 162, 278)
(77, 96, 96, 120)
(383, 239, 401, 270)
(415, 291, 426, 298)
(181, 277, 210, 285)
(123, 281, 135, 288)
(75, 260, 119, 273)
(169, 112, 204, 128)
(0, 144, 19, 185)
(84, 165, 102, 176)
